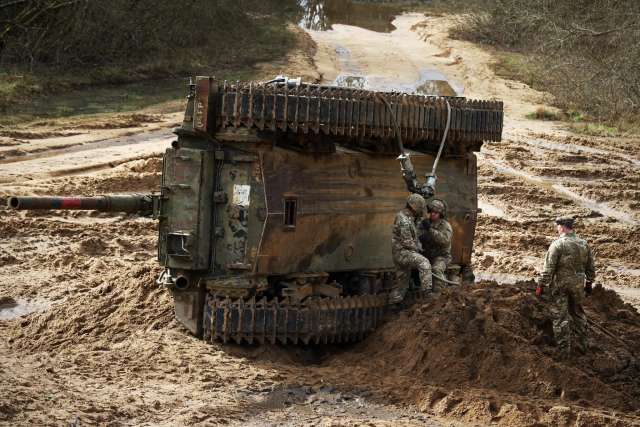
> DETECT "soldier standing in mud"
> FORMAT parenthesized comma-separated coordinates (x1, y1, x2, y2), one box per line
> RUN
(537, 216, 596, 355)
(419, 199, 453, 291)
(389, 193, 433, 303)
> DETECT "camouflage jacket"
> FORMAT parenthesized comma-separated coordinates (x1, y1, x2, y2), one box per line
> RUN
(538, 232, 596, 288)
(392, 209, 421, 259)
(420, 219, 452, 260)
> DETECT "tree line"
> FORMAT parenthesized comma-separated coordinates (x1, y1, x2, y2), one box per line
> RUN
(0, 0, 296, 71)
(451, 0, 640, 123)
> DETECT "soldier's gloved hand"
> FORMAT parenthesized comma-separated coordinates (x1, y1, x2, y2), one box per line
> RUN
(535, 286, 543, 297)
(585, 281, 593, 296)
(421, 219, 431, 231)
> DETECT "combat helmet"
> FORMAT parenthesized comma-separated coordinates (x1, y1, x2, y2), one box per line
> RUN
(427, 198, 447, 218)
(406, 193, 426, 215)
(555, 216, 575, 228)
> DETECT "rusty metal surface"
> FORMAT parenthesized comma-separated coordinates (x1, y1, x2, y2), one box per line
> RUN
(202, 285, 436, 344)
(203, 293, 388, 344)
(192, 77, 503, 153)
(252, 147, 476, 276)
(159, 147, 215, 270)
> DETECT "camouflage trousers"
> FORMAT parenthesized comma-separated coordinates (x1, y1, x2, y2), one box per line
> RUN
(390, 251, 432, 303)
(549, 285, 588, 355)
(430, 255, 452, 292)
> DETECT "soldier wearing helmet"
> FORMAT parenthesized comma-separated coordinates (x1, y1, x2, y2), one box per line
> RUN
(419, 198, 453, 290)
(537, 216, 596, 355)
(390, 193, 433, 303)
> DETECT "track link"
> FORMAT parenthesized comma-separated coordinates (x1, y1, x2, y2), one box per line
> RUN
(203, 290, 431, 345)
(213, 81, 503, 150)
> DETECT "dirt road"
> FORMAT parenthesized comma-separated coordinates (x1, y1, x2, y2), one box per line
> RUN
(1, 12, 639, 427)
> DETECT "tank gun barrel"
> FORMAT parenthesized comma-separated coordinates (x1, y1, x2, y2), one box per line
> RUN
(7, 194, 158, 217)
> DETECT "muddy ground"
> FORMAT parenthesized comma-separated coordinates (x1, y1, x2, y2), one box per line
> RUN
(1, 12, 640, 427)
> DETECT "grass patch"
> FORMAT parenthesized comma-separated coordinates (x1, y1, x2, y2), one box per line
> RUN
(568, 123, 619, 138)
(526, 107, 561, 121)
(0, 2, 302, 124)
(490, 51, 544, 89)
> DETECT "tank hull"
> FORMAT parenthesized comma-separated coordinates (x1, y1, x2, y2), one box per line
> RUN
(164, 141, 478, 341)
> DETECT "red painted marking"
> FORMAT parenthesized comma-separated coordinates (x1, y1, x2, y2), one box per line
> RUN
(60, 198, 82, 208)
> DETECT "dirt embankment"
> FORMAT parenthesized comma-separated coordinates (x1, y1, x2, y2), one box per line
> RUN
(322, 283, 640, 426)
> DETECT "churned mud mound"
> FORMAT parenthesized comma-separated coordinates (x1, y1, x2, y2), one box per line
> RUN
(8, 262, 171, 352)
(328, 283, 640, 425)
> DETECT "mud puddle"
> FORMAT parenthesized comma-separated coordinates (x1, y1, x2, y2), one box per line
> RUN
(525, 139, 609, 156)
(239, 384, 440, 426)
(307, 14, 464, 95)
(478, 199, 506, 218)
(0, 297, 52, 321)
(474, 272, 529, 285)
(329, 46, 461, 94)
(608, 286, 640, 309)
(297, 0, 407, 33)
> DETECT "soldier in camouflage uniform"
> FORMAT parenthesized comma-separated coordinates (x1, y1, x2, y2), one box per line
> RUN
(419, 199, 453, 291)
(537, 216, 596, 355)
(389, 193, 433, 303)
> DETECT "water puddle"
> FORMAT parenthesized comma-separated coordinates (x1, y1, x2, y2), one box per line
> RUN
(415, 80, 458, 97)
(297, 0, 406, 33)
(606, 285, 640, 310)
(0, 298, 51, 321)
(478, 199, 506, 218)
(304, 9, 465, 96)
(334, 75, 368, 89)
(525, 139, 609, 156)
(414, 69, 461, 96)
(475, 272, 529, 285)
(332, 69, 462, 96)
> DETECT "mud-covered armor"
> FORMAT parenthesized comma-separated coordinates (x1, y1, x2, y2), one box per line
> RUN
(8, 77, 504, 344)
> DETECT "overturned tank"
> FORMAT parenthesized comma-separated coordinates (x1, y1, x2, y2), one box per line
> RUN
(8, 77, 503, 344)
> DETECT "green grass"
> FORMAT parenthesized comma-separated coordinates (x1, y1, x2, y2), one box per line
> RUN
(491, 51, 543, 88)
(568, 123, 619, 137)
(0, 6, 299, 124)
(526, 107, 562, 121)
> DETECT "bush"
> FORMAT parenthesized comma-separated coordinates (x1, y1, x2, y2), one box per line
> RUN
(0, 1, 298, 72)
(448, 0, 640, 125)
(526, 107, 561, 121)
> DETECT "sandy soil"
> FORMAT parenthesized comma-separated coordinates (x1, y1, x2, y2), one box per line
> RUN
(1, 12, 639, 427)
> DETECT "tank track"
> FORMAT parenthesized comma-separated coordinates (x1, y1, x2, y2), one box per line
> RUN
(203, 291, 428, 345)
(212, 81, 503, 151)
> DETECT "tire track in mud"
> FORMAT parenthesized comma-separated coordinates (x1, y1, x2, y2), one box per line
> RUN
(0, 130, 172, 185)
(477, 151, 638, 226)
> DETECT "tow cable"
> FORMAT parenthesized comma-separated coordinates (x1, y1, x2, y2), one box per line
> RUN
(378, 93, 459, 285)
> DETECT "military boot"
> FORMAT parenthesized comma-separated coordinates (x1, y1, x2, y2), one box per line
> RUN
(388, 287, 406, 304)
